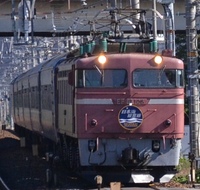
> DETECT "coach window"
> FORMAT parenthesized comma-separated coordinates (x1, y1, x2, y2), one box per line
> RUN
(133, 69, 184, 88)
(77, 69, 127, 88)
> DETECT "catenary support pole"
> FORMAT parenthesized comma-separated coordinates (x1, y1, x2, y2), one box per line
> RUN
(186, 0, 200, 183)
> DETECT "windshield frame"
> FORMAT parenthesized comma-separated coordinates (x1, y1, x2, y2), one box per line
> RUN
(76, 68, 128, 88)
(133, 68, 184, 88)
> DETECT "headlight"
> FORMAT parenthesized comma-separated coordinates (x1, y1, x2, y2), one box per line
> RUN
(148, 54, 163, 67)
(153, 55, 163, 65)
(98, 54, 107, 64)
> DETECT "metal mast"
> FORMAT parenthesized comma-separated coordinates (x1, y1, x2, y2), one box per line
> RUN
(186, 0, 199, 182)
(157, 0, 175, 55)
(162, 1, 175, 56)
(152, 0, 157, 41)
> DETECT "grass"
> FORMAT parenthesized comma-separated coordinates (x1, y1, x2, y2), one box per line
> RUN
(172, 157, 190, 184)
(176, 157, 190, 172)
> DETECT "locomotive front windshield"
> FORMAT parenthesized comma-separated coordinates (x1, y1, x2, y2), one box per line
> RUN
(77, 69, 127, 88)
(76, 68, 184, 88)
(133, 69, 184, 88)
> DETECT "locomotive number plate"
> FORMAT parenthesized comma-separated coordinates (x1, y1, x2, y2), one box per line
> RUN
(116, 98, 147, 105)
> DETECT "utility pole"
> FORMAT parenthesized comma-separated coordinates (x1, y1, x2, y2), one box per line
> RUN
(186, 0, 199, 183)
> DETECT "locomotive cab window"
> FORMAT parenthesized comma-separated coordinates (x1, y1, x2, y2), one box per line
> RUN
(76, 69, 127, 88)
(133, 69, 184, 88)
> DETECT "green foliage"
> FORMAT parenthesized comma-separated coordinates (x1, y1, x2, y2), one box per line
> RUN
(196, 169, 200, 183)
(176, 157, 190, 172)
(173, 175, 189, 184)
(172, 157, 190, 184)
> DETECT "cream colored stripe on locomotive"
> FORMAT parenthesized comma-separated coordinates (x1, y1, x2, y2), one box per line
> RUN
(149, 99, 184, 104)
(76, 99, 113, 104)
(76, 99, 184, 104)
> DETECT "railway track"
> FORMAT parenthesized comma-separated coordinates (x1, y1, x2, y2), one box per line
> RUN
(0, 129, 196, 190)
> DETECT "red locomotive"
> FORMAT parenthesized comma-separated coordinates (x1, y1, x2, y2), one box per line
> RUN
(10, 7, 185, 185)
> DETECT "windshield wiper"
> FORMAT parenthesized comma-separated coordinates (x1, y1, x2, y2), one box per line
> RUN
(94, 65, 103, 76)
